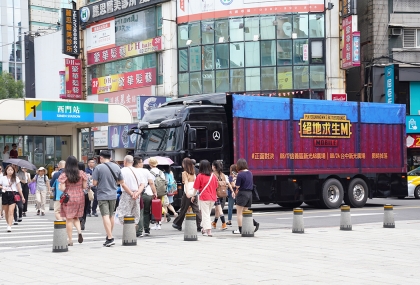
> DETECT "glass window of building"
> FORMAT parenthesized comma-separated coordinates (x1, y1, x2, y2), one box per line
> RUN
(216, 70, 229, 92)
(179, 49, 188, 72)
(115, 8, 156, 46)
(215, 20, 229, 43)
(293, 14, 308, 38)
(202, 21, 215, 44)
(203, 71, 215, 94)
(178, 25, 189, 48)
(260, 16, 276, 40)
(179, 73, 189, 95)
(261, 41, 276, 66)
(310, 40, 324, 64)
(293, 39, 309, 65)
(246, 68, 260, 91)
(231, 69, 245, 92)
(230, 42, 244, 68)
(229, 18, 244, 42)
(276, 15, 293, 39)
(309, 14, 324, 38)
(277, 66, 293, 90)
(277, 40, 292, 65)
(261, 67, 277, 90)
(294, 66, 309, 89)
(188, 22, 201, 46)
(189, 46, 201, 71)
(190, 72, 202, 94)
(244, 17, 260, 41)
(203, 45, 214, 70)
(310, 66, 326, 89)
(245, 42, 260, 67)
(215, 44, 229, 69)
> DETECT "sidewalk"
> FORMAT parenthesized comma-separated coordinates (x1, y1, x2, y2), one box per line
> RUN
(1, 219, 419, 284)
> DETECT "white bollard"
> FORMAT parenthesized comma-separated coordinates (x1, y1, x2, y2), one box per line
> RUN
(241, 210, 254, 237)
(122, 216, 137, 246)
(52, 220, 68, 252)
(383, 204, 395, 228)
(292, 208, 304, 233)
(184, 213, 198, 241)
(340, 205, 352, 231)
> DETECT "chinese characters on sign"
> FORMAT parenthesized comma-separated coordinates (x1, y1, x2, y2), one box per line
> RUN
(62, 8, 80, 56)
(57, 105, 81, 119)
(341, 15, 360, 69)
(384, 65, 395, 104)
(299, 114, 352, 139)
(93, 67, 156, 94)
(86, 20, 116, 51)
(332, 94, 347, 101)
(62, 59, 82, 99)
(341, 0, 357, 18)
(87, 37, 163, 65)
(407, 135, 420, 148)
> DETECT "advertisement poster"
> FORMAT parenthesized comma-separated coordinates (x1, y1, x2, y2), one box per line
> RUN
(332, 94, 347, 101)
(62, 59, 82, 99)
(87, 36, 163, 65)
(86, 20, 115, 52)
(407, 135, 420, 148)
(136, 96, 168, 120)
(93, 67, 156, 95)
(94, 130, 108, 147)
(59, 71, 65, 97)
(108, 124, 137, 149)
(62, 8, 79, 56)
(177, 0, 324, 22)
(341, 16, 360, 69)
(97, 87, 153, 118)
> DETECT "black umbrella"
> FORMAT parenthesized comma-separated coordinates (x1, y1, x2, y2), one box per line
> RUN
(3, 159, 37, 170)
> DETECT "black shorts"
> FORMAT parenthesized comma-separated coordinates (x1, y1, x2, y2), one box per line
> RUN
(2, 191, 16, 205)
(236, 190, 252, 208)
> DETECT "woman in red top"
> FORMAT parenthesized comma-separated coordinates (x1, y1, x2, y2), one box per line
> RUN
(192, 160, 218, 237)
(58, 156, 87, 246)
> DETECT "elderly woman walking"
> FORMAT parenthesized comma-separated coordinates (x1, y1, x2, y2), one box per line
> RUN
(58, 156, 88, 246)
(32, 166, 50, 216)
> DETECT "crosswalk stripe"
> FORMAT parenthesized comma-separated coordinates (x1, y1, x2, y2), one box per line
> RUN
(0, 232, 101, 239)
(0, 236, 104, 244)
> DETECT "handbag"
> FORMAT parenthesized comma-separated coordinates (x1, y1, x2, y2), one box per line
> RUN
(14, 193, 21, 202)
(60, 192, 70, 204)
(28, 181, 36, 195)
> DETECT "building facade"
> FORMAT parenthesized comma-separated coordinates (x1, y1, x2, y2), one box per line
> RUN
(176, 0, 344, 99)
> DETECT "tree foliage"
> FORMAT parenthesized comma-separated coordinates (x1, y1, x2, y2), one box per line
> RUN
(0, 72, 25, 99)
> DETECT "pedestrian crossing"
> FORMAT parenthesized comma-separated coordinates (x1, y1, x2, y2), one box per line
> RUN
(0, 215, 104, 249)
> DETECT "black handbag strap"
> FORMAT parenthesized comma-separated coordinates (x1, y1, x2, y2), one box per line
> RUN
(104, 163, 118, 184)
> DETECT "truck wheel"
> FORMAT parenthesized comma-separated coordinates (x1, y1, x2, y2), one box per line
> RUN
(319, 178, 344, 209)
(278, 201, 303, 208)
(344, 178, 368, 208)
(415, 186, 420, 199)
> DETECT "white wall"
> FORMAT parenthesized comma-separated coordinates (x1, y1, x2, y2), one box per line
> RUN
(34, 31, 74, 99)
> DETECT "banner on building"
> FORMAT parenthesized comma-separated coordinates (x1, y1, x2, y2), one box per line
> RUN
(341, 15, 360, 69)
(87, 37, 163, 65)
(62, 59, 82, 99)
(137, 96, 168, 119)
(384, 65, 395, 104)
(86, 20, 116, 52)
(341, 0, 357, 18)
(92, 68, 156, 95)
(108, 124, 138, 149)
(59, 71, 65, 97)
(62, 8, 80, 56)
(332, 94, 347, 101)
(407, 135, 420, 148)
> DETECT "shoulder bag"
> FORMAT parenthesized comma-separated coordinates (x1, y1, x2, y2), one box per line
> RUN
(216, 173, 228, 198)
(104, 163, 119, 184)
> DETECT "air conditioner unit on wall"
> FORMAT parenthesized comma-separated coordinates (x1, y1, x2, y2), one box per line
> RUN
(390, 28, 403, 36)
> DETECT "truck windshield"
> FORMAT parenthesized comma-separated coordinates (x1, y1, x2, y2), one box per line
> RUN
(137, 127, 180, 152)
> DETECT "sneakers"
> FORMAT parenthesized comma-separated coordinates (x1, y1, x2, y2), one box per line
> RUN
(41, 212, 45, 216)
(156, 224, 161, 230)
(197, 226, 203, 232)
(232, 229, 241, 234)
(254, 222, 260, 233)
(22, 213, 26, 217)
(144, 230, 150, 236)
(36, 210, 40, 215)
(87, 213, 91, 217)
(6, 226, 11, 232)
(226, 221, 232, 226)
(221, 223, 227, 230)
(13, 221, 18, 225)
(103, 238, 115, 247)
(78, 233, 83, 243)
(18, 218, 22, 222)
(136, 232, 144, 237)
(211, 222, 217, 229)
(93, 213, 98, 217)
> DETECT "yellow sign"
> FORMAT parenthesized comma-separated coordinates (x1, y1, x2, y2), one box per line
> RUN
(25, 100, 42, 119)
(277, 70, 293, 90)
(299, 114, 352, 138)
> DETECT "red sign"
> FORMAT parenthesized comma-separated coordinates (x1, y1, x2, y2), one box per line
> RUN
(62, 59, 82, 99)
(407, 135, 420, 148)
(87, 37, 163, 65)
(97, 87, 153, 118)
(332, 94, 347, 101)
(180, 0, 184, 12)
(93, 68, 156, 95)
(341, 16, 360, 69)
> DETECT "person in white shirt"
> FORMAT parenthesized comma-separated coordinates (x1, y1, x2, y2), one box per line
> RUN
(133, 157, 157, 237)
(116, 155, 146, 225)
(0, 164, 25, 232)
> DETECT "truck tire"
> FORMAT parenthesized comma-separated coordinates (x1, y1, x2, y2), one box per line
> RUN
(278, 201, 303, 208)
(319, 178, 344, 209)
(415, 186, 420, 199)
(344, 178, 368, 208)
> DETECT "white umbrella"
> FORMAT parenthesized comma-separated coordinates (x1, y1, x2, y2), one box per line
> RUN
(143, 156, 174, 165)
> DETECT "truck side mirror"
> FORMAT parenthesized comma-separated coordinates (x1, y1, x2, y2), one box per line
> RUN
(188, 128, 197, 143)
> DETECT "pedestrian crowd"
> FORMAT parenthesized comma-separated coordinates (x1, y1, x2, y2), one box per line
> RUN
(1, 150, 259, 246)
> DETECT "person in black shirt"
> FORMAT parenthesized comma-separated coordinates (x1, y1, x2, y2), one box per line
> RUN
(232, 158, 259, 234)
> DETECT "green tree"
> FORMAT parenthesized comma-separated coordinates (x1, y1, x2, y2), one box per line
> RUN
(0, 72, 25, 99)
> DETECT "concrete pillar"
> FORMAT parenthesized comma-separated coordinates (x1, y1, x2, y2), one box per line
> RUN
(383, 204, 395, 228)
(292, 208, 304, 233)
(241, 210, 254, 237)
(122, 216, 137, 246)
(340, 205, 352, 231)
(52, 220, 68, 252)
(184, 213, 198, 241)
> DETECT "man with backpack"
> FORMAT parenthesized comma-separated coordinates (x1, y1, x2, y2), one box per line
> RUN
(50, 160, 65, 220)
(148, 157, 167, 230)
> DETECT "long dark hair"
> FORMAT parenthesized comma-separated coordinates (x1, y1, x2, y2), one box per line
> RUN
(78, 162, 85, 171)
(212, 160, 223, 176)
(198, 160, 212, 176)
(4, 164, 17, 183)
(65, 156, 81, 183)
(182, 158, 195, 176)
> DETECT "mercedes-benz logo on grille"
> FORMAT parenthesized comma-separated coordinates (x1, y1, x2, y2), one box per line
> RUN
(212, 131, 221, 141)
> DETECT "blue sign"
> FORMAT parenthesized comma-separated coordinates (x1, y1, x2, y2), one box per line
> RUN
(384, 65, 394, 104)
(352, 34, 360, 63)
(407, 116, 420, 134)
(108, 124, 137, 149)
(136, 96, 169, 120)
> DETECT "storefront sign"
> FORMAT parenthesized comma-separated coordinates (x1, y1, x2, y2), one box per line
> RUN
(59, 71, 65, 97)
(407, 135, 420, 148)
(108, 124, 137, 149)
(341, 16, 360, 69)
(86, 20, 116, 52)
(97, 86, 153, 118)
(62, 59, 82, 99)
(384, 65, 395, 104)
(137, 96, 167, 119)
(80, 0, 169, 25)
(332, 94, 347, 101)
(94, 130, 108, 147)
(87, 36, 163, 65)
(407, 116, 420, 134)
(24, 100, 108, 123)
(93, 68, 156, 95)
(299, 114, 352, 139)
(341, 0, 357, 18)
(62, 8, 80, 56)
